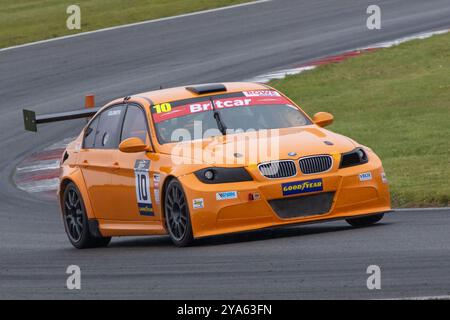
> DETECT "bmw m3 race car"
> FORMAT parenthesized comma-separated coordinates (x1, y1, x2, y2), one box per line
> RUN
(23, 82, 391, 248)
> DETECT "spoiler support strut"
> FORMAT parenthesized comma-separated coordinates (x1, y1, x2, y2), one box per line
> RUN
(23, 108, 100, 132)
(23, 94, 99, 132)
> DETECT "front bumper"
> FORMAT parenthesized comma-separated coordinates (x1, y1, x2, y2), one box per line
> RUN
(179, 159, 391, 238)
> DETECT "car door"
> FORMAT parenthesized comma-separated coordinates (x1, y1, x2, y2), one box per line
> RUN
(78, 104, 125, 220)
(108, 104, 161, 221)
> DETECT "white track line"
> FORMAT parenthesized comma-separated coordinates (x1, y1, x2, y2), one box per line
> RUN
(248, 28, 450, 83)
(395, 208, 450, 212)
(16, 178, 59, 193)
(388, 295, 450, 300)
(360, 29, 450, 49)
(16, 160, 60, 173)
(245, 66, 317, 83)
(44, 137, 77, 151)
(0, 0, 272, 53)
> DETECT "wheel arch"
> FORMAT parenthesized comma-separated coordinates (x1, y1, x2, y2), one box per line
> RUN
(160, 174, 194, 246)
(59, 170, 96, 219)
(161, 175, 177, 231)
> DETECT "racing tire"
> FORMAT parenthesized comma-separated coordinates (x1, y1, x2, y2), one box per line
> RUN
(62, 182, 111, 249)
(346, 213, 384, 228)
(164, 179, 194, 247)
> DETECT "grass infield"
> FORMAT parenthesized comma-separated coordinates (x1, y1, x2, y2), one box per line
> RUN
(0, 0, 249, 48)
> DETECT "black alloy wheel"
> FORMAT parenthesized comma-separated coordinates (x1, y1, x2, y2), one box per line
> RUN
(164, 179, 194, 247)
(346, 213, 384, 227)
(63, 182, 111, 249)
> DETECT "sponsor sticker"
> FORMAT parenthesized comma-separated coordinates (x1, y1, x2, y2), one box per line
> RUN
(107, 110, 121, 117)
(152, 174, 161, 204)
(359, 172, 372, 182)
(381, 172, 388, 184)
(134, 160, 153, 216)
(135, 160, 149, 171)
(153, 173, 160, 188)
(216, 191, 238, 201)
(243, 90, 281, 97)
(154, 189, 160, 204)
(193, 198, 204, 209)
(249, 192, 261, 201)
(282, 179, 323, 196)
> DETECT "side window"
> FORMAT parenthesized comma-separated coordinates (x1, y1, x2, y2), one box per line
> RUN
(121, 105, 149, 143)
(94, 105, 124, 149)
(83, 117, 99, 149)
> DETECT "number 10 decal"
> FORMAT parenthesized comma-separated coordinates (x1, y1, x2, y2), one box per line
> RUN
(137, 173, 149, 201)
(134, 160, 153, 216)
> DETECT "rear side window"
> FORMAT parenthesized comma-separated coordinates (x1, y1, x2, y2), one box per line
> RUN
(121, 105, 149, 143)
(83, 117, 99, 149)
(93, 105, 124, 149)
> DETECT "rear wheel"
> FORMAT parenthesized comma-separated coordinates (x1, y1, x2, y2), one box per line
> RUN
(63, 182, 111, 249)
(164, 179, 194, 247)
(346, 213, 384, 227)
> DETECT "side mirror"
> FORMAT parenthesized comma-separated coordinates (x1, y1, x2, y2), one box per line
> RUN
(119, 137, 150, 153)
(313, 112, 334, 127)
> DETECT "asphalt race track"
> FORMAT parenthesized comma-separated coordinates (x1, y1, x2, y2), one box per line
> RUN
(0, 0, 449, 299)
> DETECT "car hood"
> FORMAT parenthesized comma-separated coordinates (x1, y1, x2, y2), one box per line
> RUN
(158, 125, 358, 166)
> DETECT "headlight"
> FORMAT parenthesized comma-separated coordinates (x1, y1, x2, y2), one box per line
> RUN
(339, 147, 369, 168)
(194, 167, 253, 184)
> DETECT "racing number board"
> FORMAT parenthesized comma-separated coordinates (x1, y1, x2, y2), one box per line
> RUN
(134, 160, 153, 216)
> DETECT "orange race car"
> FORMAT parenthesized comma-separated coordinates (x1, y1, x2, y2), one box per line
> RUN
(23, 82, 391, 248)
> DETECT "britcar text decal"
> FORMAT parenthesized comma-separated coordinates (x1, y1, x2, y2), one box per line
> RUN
(152, 93, 290, 124)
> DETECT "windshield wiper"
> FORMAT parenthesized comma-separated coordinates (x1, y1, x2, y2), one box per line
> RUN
(210, 98, 227, 135)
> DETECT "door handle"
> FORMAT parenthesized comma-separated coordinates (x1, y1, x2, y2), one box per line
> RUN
(79, 160, 89, 168)
(112, 162, 120, 171)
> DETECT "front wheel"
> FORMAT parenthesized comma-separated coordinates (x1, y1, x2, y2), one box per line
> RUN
(346, 213, 384, 228)
(164, 179, 194, 247)
(63, 182, 111, 249)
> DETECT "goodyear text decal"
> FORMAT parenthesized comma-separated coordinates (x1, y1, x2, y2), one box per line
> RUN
(282, 179, 323, 196)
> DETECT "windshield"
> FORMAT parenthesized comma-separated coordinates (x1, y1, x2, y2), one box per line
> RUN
(151, 90, 311, 144)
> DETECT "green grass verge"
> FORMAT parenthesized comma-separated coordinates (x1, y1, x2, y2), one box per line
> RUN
(271, 32, 450, 207)
(0, 0, 249, 48)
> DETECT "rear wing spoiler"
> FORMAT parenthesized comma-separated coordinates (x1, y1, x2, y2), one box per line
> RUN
(23, 95, 99, 132)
